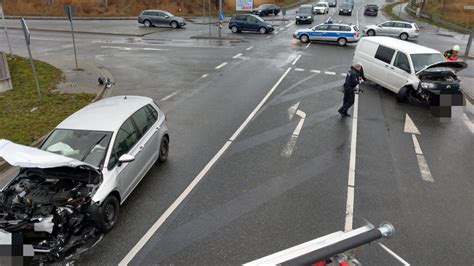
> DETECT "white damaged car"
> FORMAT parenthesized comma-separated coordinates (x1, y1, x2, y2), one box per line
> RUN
(0, 95, 169, 262)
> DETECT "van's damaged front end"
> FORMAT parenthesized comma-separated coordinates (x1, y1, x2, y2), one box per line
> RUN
(0, 140, 103, 263)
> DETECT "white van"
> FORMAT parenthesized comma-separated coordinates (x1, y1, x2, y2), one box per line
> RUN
(353, 36, 466, 104)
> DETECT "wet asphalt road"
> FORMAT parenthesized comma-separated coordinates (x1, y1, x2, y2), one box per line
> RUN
(0, 0, 473, 264)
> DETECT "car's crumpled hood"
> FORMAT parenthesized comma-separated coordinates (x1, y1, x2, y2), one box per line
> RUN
(0, 139, 97, 170)
(417, 61, 468, 74)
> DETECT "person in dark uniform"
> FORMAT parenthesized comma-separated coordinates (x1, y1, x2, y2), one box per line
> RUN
(338, 63, 363, 117)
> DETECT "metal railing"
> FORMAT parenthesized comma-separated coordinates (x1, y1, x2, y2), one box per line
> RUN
(405, 4, 471, 34)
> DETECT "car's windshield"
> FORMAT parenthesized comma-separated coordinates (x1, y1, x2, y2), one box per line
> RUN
(411, 53, 445, 73)
(317, 3, 326, 7)
(163, 11, 173, 17)
(299, 7, 312, 14)
(258, 4, 269, 9)
(254, 15, 265, 22)
(40, 129, 113, 168)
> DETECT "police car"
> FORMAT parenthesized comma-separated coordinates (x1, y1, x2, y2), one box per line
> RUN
(293, 21, 360, 46)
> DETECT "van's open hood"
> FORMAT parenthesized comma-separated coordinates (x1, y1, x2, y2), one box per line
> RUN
(417, 61, 467, 74)
(0, 139, 97, 170)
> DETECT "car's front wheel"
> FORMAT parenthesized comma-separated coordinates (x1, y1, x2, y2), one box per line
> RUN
(367, 29, 375, 36)
(259, 27, 267, 34)
(158, 136, 169, 163)
(299, 34, 309, 43)
(171, 21, 178, 29)
(400, 32, 409, 40)
(231, 25, 239, 33)
(397, 86, 410, 103)
(98, 195, 119, 232)
(143, 20, 152, 28)
(337, 37, 347, 46)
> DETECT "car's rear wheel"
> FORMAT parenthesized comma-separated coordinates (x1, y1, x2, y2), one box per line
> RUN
(400, 32, 409, 40)
(143, 20, 152, 28)
(367, 29, 375, 36)
(231, 25, 239, 33)
(171, 21, 178, 29)
(259, 27, 267, 34)
(299, 34, 309, 43)
(158, 136, 169, 163)
(337, 37, 347, 46)
(98, 195, 119, 232)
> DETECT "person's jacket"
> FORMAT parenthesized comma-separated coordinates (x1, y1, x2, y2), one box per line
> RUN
(343, 66, 360, 91)
(444, 49, 458, 62)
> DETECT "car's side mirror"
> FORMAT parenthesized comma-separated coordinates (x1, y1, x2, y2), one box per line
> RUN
(377, 24, 382, 27)
(118, 154, 135, 166)
(295, 11, 298, 13)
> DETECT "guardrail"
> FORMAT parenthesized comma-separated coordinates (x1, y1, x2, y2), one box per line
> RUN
(405, 4, 471, 34)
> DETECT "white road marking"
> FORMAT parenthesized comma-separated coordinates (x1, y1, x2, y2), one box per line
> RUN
(344, 91, 359, 232)
(292, 54, 302, 65)
(310, 70, 321, 74)
(285, 22, 293, 27)
(274, 30, 279, 34)
(245, 46, 254, 51)
(281, 109, 306, 158)
(101, 45, 132, 51)
(325, 71, 336, 75)
(305, 42, 311, 48)
(411, 134, 434, 182)
(378, 243, 411, 265)
(411, 134, 423, 155)
(462, 114, 474, 134)
(267, 36, 272, 39)
(201, 74, 209, 78)
(119, 67, 292, 265)
(160, 90, 180, 101)
(215, 62, 228, 69)
(340, 73, 347, 77)
(294, 68, 305, 72)
(143, 47, 168, 51)
(280, 27, 285, 30)
(288, 101, 301, 121)
(404, 114, 421, 135)
(232, 53, 243, 59)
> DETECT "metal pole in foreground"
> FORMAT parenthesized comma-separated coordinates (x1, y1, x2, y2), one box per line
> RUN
(20, 18, 41, 101)
(465, 27, 473, 57)
(0, 1, 12, 55)
(208, 0, 211, 36)
(398, 0, 402, 18)
(65, 5, 78, 70)
(218, 0, 222, 37)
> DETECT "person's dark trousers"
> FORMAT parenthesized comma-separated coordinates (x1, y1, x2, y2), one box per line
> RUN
(339, 87, 355, 115)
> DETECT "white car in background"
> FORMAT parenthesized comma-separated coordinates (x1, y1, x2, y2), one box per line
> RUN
(0, 95, 169, 262)
(314, 2, 330, 14)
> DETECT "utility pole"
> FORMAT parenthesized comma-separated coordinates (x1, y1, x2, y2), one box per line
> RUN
(465, 27, 473, 57)
(0, 1, 12, 55)
(208, 0, 211, 36)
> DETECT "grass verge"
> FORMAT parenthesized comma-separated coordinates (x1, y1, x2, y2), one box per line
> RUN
(0, 56, 95, 145)
(383, 2, 402, 21)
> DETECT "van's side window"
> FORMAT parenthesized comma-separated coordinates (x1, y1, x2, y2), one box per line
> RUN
(394, 52, 411, 73)
(374, 46, 395, 64)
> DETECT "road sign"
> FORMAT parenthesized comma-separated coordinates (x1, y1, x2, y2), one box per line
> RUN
(464, 5, 474, 10)
(65, 5, 73, 21)
(20, 18, 30, 45)
(219, 10, 224, 21)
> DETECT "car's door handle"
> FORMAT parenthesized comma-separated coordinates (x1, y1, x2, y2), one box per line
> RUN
(390, 67, 395, 70)
(385, 64, 389, 68)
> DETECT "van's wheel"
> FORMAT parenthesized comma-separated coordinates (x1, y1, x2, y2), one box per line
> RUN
(143, 20, 152, 28)
(367, 29, 375, 36)
(299, 34, 309, 43)
(231, 25, 239, 33)
(171, 21, 178, 28)
(337, 37, 347, 46)
(397, 86, 409, 103)
(98, 195, 119, 232)
(399, 33, 408, 40)
(157, 136, 169, 163)
(259, 27, 267, 34)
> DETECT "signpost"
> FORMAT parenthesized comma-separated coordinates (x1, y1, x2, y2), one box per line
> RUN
(0, 1, 12, 55)
(218, 0, 222, 37)
(20, 18, 42, 101)
(65, 5, 79, 70)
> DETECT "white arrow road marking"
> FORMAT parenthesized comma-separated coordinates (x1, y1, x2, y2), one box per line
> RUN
(288, 101, 301, 121)
(281, 109, 306, 158)
(404, 113, 421, 135)
(405, 114, 434, 182)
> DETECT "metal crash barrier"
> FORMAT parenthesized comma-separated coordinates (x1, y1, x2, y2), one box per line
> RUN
(244, 222, 395, 266)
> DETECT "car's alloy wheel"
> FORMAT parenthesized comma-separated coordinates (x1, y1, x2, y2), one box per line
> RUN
(231, 25, 239, 33)
(338, 37, 347, 46)
(367, 29, 375, 36)
(99, 195, 119, 232)
(300, 34, 309, 43)
(144, 20, 152, 28)
(171, 21, 178, 28)
(400, 33, 408, 40)
(158, 136, 169, 163)
(259, 27, 267, 34)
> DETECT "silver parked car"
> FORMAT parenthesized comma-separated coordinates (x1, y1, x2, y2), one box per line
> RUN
(363, 21, 419, 40)
(138, 9, 186, 28)
(0, 96, 169, 262)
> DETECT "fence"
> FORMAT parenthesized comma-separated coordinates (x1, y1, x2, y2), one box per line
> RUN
(405, 4, 471, 34)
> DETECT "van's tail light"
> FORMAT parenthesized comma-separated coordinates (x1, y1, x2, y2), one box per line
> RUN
(354, 31, 359, 37)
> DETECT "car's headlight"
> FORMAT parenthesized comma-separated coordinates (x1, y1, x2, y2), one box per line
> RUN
(308, 16, 312, 18)
(296, 15, 300, 18)
(267, 24, 272, 27)
(348, 9, 352, 12)
(420, 82, 436, 89)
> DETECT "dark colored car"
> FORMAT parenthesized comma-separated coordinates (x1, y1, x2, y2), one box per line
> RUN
(339, 4, 353, 15)
(138, 10, 186, 28)
(229, 14, 274, 34)
(296, 5, 314, 24)
(251, 4, 281, 16)
(364, 4, 378, 16)
(328, 0, 337, 7)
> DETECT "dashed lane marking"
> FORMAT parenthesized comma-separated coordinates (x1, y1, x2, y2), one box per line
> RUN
(325, 71, 336, 75)
(160, 90, 180, 101)
(294, 68, 305, 72)
(215, 62, 228, 69)
(280, 27, 285, 30)
(201, 74, 209, 78)
(310, 70, 321, 74)
(305, 42, 311, 48)
(246, 46, 254, 51)
(232, 53, 243, 59)
(340, 73, 346, 77)
(292, 54, 302, 65)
